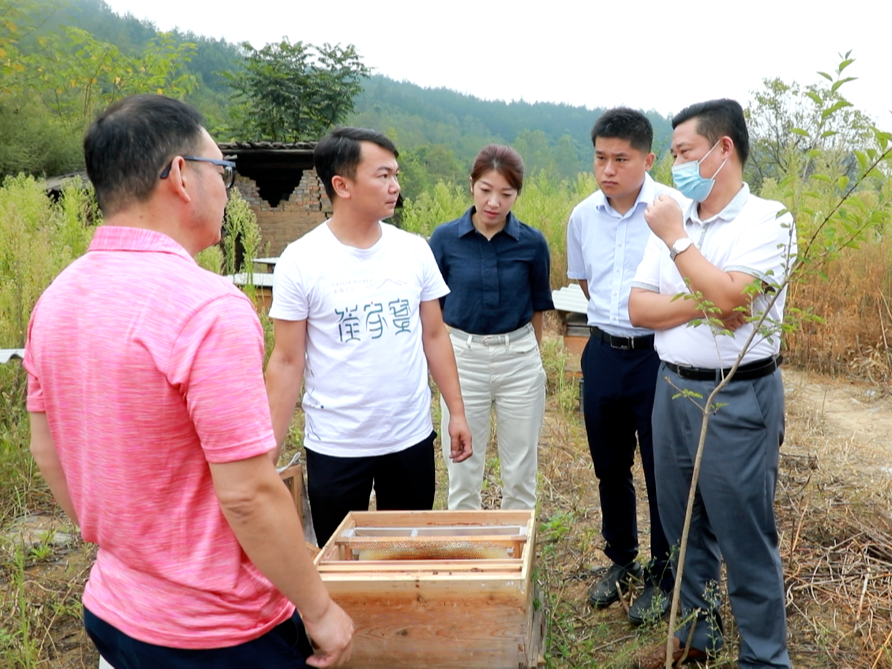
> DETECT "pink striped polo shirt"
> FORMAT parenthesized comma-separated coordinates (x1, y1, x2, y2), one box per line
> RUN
(24, 226, 293, 648)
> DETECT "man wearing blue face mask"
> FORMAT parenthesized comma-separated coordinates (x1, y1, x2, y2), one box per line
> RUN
(670, 137, 728, 202)
(628, 99, 795, 669)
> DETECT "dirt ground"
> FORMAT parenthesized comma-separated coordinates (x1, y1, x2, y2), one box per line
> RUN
(783, 368, 892, 481)
(6, 364, 892, 668)
(764, 369, 892, 668)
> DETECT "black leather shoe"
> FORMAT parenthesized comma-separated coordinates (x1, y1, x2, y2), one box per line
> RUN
(628, 583, 671, 625)
(588, 561, 643, 608)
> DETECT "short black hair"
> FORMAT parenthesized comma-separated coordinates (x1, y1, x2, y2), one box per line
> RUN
(84, 94, 205, 215)
(672, 99, 749, 166)
(590, 107, 653, 154)
(313, 127, 399, 200)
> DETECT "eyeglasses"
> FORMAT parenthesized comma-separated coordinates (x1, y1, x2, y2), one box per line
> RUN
(160, 156, 237, 190)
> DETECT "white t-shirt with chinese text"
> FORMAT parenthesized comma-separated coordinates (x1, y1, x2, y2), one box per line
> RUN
(270, 221, 449, 457)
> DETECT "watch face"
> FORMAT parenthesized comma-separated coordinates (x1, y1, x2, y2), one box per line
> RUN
(671, 238, 693, 260)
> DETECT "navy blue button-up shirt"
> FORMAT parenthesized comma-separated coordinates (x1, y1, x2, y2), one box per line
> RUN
(429, 207, 554, 335)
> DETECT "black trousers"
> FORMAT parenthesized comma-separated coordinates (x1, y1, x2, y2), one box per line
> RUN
(582, 334, 672, 590)
(306, 431, 437, 546)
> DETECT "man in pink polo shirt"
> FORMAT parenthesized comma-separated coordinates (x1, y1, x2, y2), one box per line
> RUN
(24, 94, 352, 668)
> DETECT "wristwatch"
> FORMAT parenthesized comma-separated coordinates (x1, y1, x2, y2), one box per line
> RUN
(669, 237, 695, 261)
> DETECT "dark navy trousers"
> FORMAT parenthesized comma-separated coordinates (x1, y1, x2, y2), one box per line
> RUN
(85, 607, 313, 668)
(582, 334, 672, 590)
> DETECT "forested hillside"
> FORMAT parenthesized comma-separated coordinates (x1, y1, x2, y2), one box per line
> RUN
(350, 75, 673, 184)
(2, 0, 673, 194)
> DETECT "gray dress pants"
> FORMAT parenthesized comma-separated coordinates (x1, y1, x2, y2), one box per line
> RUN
(652, 363, 790, 669)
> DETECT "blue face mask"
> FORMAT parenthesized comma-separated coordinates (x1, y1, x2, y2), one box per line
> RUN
(671, 140, 727, 202)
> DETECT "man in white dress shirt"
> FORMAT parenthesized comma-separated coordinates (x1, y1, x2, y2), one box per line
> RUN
(567, 108, 685, 624)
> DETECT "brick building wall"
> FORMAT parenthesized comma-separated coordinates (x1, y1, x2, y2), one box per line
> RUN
(234, 169, 332, 257)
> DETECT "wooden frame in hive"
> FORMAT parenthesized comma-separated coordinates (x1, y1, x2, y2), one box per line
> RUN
(314, 509, 545, 668)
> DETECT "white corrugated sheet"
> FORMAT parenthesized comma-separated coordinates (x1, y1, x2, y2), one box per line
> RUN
(0, 349, 25, 364)
(226, 273, 275, 288)
(552, 284, 588, 315)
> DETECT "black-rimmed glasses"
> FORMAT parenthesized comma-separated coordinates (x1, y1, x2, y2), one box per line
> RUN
(160, 156, 237, 190)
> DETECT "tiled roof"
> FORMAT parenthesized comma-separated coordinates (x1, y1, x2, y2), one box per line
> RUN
(217, 141, 317, 151)
(44, 171, 90, 192)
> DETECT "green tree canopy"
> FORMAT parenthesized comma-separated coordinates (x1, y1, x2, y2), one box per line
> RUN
(225, 39, 370, 142)
(1, 0, 198, 178)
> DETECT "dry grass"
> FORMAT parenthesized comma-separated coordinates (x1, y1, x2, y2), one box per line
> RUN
(786, 234, 892, 383)
(780, 377, 892, 669)
(0, 509, 97, 668)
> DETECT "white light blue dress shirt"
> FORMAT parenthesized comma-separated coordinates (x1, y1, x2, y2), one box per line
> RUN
(566, 173, 688, 337)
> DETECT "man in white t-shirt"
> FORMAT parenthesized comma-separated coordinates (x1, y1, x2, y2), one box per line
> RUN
(266, 127, 472, 546)
(629, 99, 794, 669)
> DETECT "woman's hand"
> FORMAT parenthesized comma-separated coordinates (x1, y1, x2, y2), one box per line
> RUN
(447, 413, 473, 463)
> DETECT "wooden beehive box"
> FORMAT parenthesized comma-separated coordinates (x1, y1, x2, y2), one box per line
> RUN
(563, 312, 589, 356)
(315, 509, 544, 668)
(278, 463, 304, 524)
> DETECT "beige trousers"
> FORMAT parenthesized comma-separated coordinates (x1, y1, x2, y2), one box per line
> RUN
(440, 325, 546, 510)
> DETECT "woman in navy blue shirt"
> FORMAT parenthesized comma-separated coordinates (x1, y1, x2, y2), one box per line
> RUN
(429, 144, 554, 510)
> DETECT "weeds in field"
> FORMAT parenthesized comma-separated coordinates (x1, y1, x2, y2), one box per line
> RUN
(0, 176, 95, 531)
(3, 541, 38, 669)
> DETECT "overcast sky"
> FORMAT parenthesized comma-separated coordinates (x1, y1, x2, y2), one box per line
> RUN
(101, 0, 891, 125)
